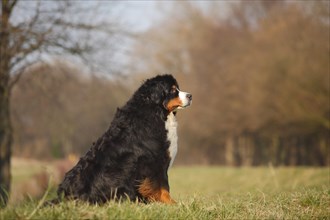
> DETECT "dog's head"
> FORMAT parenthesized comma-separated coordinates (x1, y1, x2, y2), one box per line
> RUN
(138, 74, 192, 112)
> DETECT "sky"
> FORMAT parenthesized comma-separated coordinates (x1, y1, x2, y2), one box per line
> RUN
(116, 1, 159, 32)
(116, 1, 230, 32)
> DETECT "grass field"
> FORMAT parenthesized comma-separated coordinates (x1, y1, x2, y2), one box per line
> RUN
(1, 164, 329, 219)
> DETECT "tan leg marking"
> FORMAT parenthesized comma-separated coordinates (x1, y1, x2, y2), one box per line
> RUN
(138, 178, 176, 204)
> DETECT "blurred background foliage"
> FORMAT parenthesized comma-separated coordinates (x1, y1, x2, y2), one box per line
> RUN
(9, 0, 329, 166)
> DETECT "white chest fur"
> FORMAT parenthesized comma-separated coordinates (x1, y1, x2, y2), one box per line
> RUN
(165, 112, 178, 169)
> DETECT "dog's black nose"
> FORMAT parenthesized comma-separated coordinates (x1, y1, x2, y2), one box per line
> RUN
(186, 93, 192, 100)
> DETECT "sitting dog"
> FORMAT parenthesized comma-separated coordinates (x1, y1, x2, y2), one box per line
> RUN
(56, 74, 192, 204)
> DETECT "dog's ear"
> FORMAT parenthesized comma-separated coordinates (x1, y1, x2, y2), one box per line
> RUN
(150, 92, 160, 104)
(150, 84, 165, 104)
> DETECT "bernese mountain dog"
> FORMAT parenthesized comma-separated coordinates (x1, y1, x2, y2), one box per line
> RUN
(56, 74, 192, 204)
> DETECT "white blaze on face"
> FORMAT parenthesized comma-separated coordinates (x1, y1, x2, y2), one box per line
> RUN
(177, 89, 192, 109)
(165, 112, 178, 169)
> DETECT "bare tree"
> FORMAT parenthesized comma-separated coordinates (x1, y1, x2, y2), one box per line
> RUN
(0, 0, 123, 206)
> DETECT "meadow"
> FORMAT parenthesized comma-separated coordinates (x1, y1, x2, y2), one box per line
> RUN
(1, 161, 329, 219)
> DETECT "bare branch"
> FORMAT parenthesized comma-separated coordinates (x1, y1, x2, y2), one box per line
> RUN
(8, 0, 18, 11)
(5, 0, 127, 87)
(9, 27, 51, 69)
(9, 60, 37, 89)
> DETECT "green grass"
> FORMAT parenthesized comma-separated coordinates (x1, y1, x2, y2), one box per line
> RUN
(1, 166, 329, 219)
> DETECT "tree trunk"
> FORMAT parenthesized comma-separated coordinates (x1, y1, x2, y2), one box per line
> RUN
(0, 35, 11, 207)
(225, 136, 235, 166)
(0, 0, 13, 207)
(0, 91, 12, 207)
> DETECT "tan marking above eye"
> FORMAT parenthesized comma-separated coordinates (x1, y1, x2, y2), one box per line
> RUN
(170, 85, 177, 93)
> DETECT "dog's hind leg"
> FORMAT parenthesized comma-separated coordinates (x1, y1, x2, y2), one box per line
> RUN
(138, 178, 176, 204)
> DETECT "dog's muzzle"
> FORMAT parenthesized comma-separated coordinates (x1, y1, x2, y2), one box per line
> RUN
(178, 90, 192, 108)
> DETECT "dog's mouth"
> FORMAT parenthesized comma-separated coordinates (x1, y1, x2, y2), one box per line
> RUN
(177, 99, 192, 109)
(183, 102, 192, 108)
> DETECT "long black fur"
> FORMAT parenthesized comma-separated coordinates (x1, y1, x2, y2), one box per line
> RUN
(56, 74, 181, 203)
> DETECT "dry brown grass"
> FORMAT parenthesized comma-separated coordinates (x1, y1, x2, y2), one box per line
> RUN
(10, 157, 77, 204)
